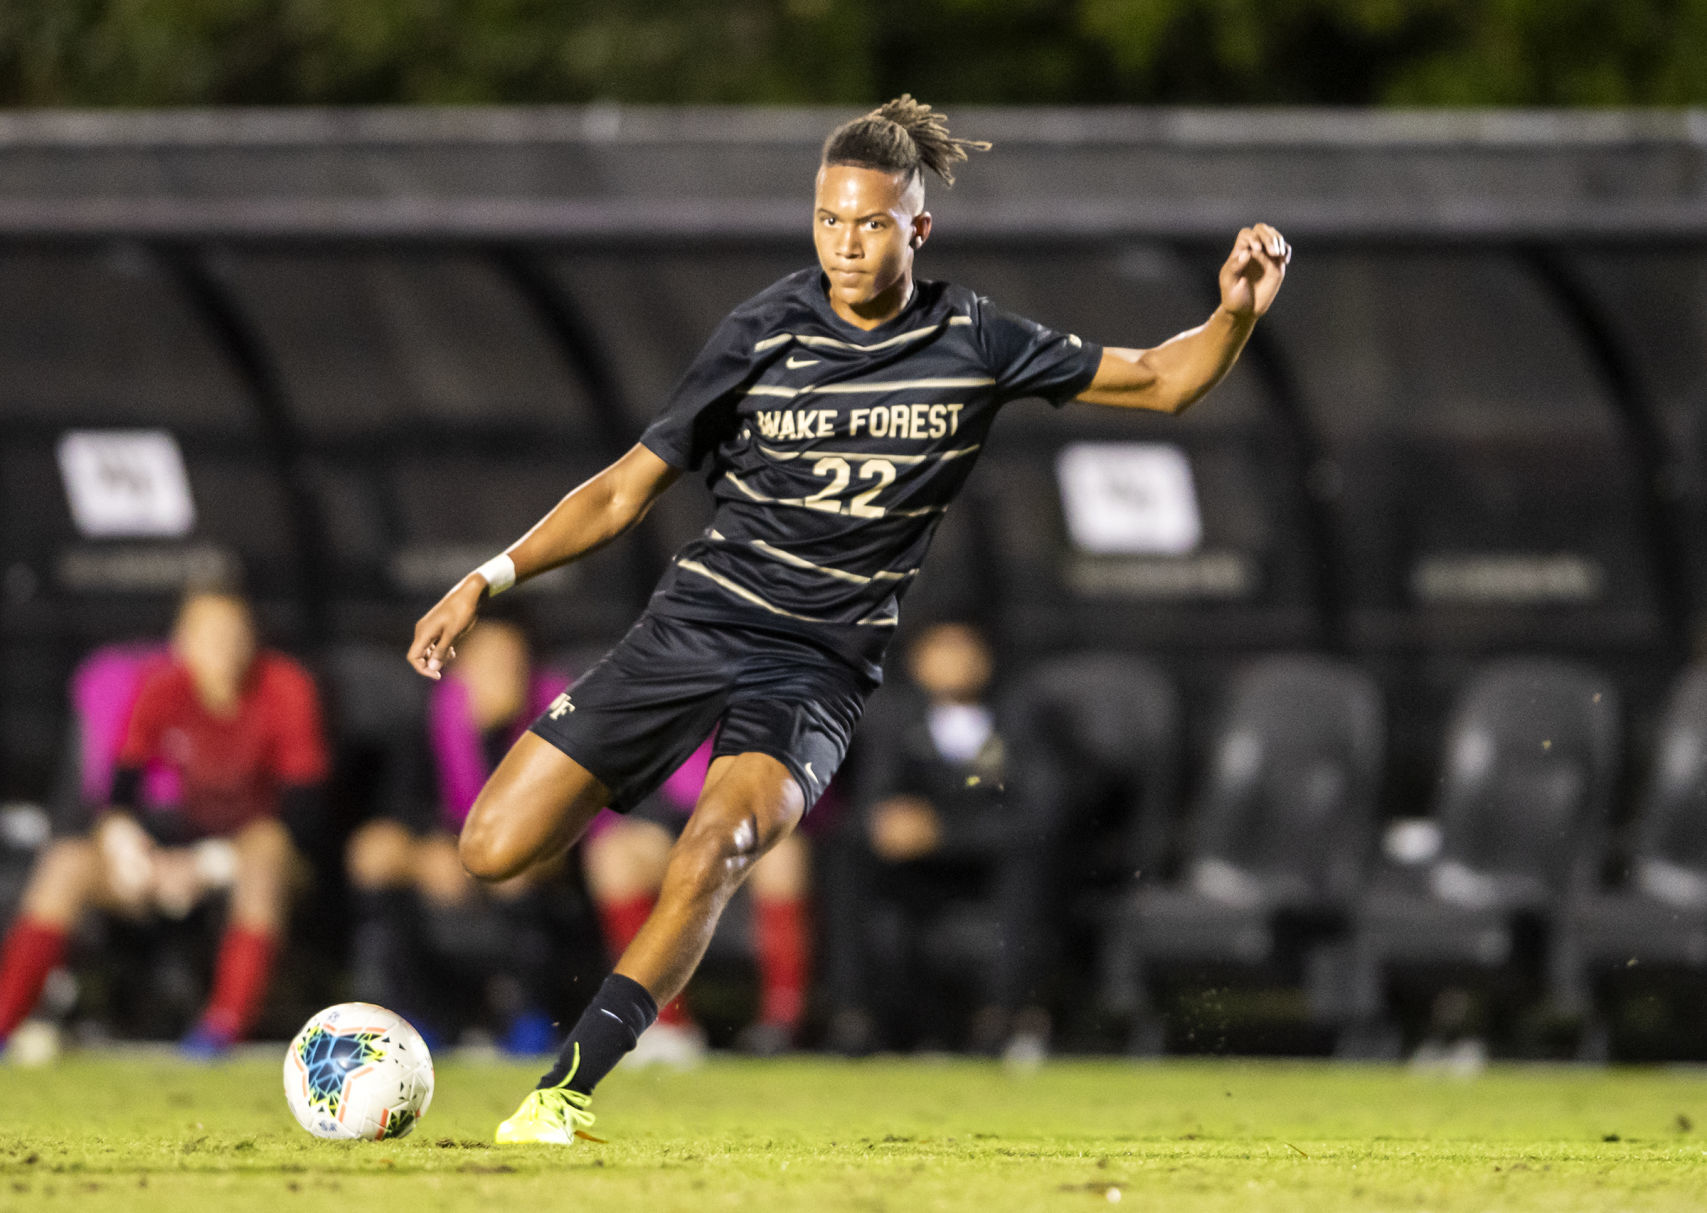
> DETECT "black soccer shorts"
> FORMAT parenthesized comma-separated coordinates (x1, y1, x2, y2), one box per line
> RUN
(529, 611, 879, 813)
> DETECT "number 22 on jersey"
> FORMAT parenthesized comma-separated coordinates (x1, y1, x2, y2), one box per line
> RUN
(803, 457, 897, 518)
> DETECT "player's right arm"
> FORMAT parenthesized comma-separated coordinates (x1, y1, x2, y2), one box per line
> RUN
(407, 443, 681, 680)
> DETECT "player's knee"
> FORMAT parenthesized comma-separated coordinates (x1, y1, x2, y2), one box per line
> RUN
(32, 837, 99, 893)
(673, 806, 774, 894)
(458, 823, 524, 884)
(234, 818, 295, 872)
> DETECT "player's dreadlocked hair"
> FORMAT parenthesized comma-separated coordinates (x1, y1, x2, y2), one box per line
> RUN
(821, 95, 991, 189)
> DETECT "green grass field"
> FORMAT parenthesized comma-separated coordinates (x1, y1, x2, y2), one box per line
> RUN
(2, 1054, 1705, 1212)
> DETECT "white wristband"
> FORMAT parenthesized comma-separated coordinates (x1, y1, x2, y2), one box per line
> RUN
(474, 553, 516, 596)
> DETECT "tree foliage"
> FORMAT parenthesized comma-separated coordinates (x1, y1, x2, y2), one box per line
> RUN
(2, 0, 1704, 106)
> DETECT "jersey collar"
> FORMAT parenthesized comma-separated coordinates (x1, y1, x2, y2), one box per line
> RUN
(809, 272, 927, 342)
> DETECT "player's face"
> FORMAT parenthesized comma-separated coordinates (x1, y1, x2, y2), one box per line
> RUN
(452, 620, 531, 730)
(908, 623, 993, 703)
(813, 164, 930, 324)
(173, 592, 257, 707)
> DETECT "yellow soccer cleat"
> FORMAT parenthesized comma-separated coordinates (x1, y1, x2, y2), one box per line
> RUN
(495, 1045, 599, 1146)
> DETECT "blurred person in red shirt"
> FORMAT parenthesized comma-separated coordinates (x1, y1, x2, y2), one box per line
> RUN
(0, 588, 329, 1058)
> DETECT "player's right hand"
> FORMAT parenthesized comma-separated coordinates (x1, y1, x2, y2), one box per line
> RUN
(1218, 222, 1290, 320)
(407, 575, 485, 680)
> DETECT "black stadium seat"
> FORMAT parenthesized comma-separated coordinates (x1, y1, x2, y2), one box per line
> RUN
(1566, 665, 1707, 1057)
(830, 652, 1177, 1045)
(1267, 249, 1671, 817)
(1346, 659, 1620, 1054)
(1101, 655, 1383, 1050)
(1003, 651, 1183, 889)
(998, 653, 1181, 1025)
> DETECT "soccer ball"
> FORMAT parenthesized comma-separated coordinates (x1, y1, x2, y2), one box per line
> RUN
(283, 1002, 434, 1141)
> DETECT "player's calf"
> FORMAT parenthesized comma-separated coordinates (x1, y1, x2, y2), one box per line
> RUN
(627, 756, 804, 997)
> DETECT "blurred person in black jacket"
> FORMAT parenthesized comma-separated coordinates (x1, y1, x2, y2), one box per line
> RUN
(823, 620, 1052, 1059)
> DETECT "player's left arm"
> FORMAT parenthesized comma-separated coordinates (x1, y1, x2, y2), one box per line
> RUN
(1074, 224, 1290, 416)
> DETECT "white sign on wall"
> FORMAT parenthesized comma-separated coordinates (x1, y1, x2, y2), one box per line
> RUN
(57, 430, 197, 539)
(1055, 442, 1202, 555)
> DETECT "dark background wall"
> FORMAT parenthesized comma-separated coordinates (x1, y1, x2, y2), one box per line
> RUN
(1, 107, 1706, 817)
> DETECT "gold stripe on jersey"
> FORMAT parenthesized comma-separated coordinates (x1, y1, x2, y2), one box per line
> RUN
(745, 376, 995, 401)
(675, 558, 899, 626)
(753, 314, 971, 355)
(709, 529, 895, 585)
(747, 538, 917, 585)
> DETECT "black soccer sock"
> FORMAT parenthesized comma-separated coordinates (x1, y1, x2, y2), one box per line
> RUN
(537, 973, 659, 1095)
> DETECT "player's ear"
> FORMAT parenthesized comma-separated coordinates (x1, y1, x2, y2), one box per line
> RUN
(911, 212, 932, 249)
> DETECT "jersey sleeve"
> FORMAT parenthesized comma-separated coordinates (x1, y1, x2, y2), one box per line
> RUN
(266, 661, 332, 786)
(639, 310, 763, 471)
(976, 298, 1104, 408)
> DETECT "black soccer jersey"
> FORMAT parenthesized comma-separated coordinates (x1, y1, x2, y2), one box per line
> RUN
(639, 268, 1103, 675)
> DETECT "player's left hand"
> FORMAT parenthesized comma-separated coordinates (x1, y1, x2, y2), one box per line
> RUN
(1218, 223, 1291, 320)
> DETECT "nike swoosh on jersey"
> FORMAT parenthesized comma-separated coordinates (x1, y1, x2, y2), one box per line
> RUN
(786, 356, 821, 368)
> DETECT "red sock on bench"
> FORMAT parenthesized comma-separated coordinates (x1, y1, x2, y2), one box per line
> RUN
(197, 926, 277, 1042)
(756, 897, 809, 1029)
(0, 918, 68, 1042)
(597, 894, 690, 1027)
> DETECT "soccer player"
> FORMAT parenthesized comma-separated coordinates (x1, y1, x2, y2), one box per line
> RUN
(406, 95, 1290, 1144)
